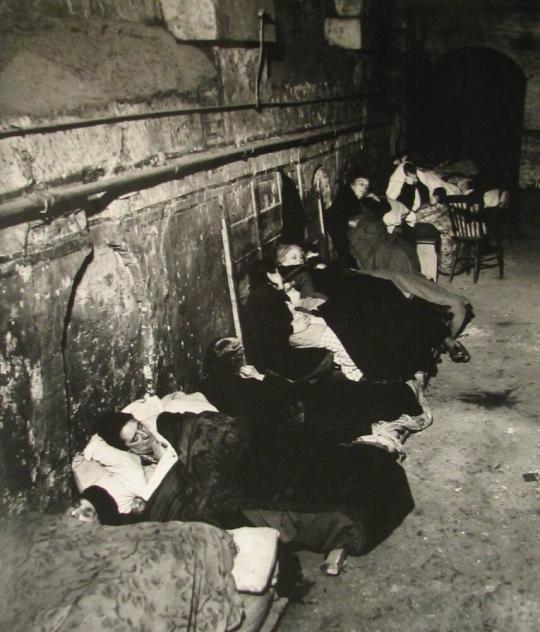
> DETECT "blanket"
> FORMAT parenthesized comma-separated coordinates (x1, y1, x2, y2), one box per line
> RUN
(0, 514, 244, 632)
(347, 210, 421, 274)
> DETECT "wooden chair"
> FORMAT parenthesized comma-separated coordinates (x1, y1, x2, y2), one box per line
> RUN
(447, 195, 504, 283)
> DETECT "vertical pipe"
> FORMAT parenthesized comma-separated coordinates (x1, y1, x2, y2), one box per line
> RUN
(220, 214, 244, 343)
(316, 183, 329, 262)
(275, 170, 284, 237)
(296, 160, 304, 201)
(250, 180, 264, 256)
(255, 9, 267, 111)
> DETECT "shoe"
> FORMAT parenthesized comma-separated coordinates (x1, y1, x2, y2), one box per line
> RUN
(447, 340, 471, 363)
(397, 413, 432, 433)
(407, 374, 433, 423)
(340, 434, 406, 462)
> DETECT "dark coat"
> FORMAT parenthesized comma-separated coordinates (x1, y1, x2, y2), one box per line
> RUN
(324, 185, 364, 268)
(245, 284, 333, 381)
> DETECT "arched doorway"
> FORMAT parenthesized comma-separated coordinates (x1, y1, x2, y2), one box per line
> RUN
(408, 47, 525, 189)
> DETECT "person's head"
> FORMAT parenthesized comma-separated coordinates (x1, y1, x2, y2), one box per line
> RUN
(67, 498, 99, 523)
(403, 162, 418, 184)
(432, 187, 447, 204)
(276, 243, 305, 267)
(350, 177, 370, 200)
(248, 258, 284, 290)
(206, 336, 245, 375)
(94, 412, 155, 456)
(462, 177, 476, 193)
(344, 163, 371, 200)
(344, 163, 372, 199)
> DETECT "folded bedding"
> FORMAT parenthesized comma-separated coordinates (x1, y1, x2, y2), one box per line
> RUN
(0, 514, 245, 632)
(227, 527, 280, 594)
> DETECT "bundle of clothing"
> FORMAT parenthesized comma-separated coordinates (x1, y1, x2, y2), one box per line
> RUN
(1, 515, 245, 632)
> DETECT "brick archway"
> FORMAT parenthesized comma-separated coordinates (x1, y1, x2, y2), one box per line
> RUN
(407, 46, 526, 189)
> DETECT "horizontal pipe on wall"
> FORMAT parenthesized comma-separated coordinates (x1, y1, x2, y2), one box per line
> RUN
(0, 94, 374, 140)
(0, 118, 388, 229)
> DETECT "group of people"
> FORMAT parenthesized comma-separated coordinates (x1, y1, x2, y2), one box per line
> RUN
(71, 159, 477, 566)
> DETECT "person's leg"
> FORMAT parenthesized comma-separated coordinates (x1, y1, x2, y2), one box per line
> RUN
(241, 508, 367, 555)
(368, 269, 472, 338)
(288, 511, 368, 555)
(289, 317, 363, 382)
(444, 336, 471, 362)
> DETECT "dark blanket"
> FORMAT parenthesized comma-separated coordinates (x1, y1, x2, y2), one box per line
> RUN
(0, 515, 244, 632)
(145, 410, 251, 523)
(201, 373, 418, 527)
(142, 408, 413, 553)
(271, 263, 448, 381)
(348, 209, 421, 274)
(317, 272, 448, 381)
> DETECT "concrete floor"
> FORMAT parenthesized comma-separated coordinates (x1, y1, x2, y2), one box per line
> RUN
(279, 214, 540, 632)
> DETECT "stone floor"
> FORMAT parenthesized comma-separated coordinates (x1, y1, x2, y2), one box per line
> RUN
(278, 214, 540, 632)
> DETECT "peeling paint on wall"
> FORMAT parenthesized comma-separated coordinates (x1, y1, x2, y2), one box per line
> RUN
(0, 0, 379, 513)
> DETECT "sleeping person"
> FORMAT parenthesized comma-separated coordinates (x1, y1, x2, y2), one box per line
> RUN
(202, 336, 433, 467)
(248, 257, 459, 383)
(73, 405, 387, 556)
(245, 258, 363, 382)
(325, 165, 421, 274)
(276, 243, 473, 368)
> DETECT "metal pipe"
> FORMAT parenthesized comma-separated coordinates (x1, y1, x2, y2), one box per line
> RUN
(0, 93, 374, 140)
(0, 118, 388, 228)
(255, 9, 267, 111)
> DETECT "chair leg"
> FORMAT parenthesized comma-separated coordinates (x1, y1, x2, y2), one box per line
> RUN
(464, 243, 472, 275)
(473, 242, 481, 283)
(497, 239, 504, 279)
(449, 242, 461, 282)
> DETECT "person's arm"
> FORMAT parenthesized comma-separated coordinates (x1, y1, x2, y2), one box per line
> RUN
(386, 164, 406, 200)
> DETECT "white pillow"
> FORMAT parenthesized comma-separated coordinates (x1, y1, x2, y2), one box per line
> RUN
(72, 451, 141, 514)
(122, 395, 164, 421)
(81, 435, 147, 498)
(161, 390, 218, 415)
(227, 527, 280, 594)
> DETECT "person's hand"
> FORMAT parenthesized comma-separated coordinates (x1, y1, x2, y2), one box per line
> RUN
(238, 365, 265, 380)
(131, 497, 147, 514)
(286, 286, 302, 307)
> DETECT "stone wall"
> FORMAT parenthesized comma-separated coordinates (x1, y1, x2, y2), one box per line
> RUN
(0, 0, 389, 513)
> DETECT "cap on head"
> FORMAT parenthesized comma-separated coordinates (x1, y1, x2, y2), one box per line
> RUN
(206, 336, 244, 374)
(344, 162, 372, 185)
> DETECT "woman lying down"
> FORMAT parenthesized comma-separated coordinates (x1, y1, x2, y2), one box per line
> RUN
(71, 388, 418, 556)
